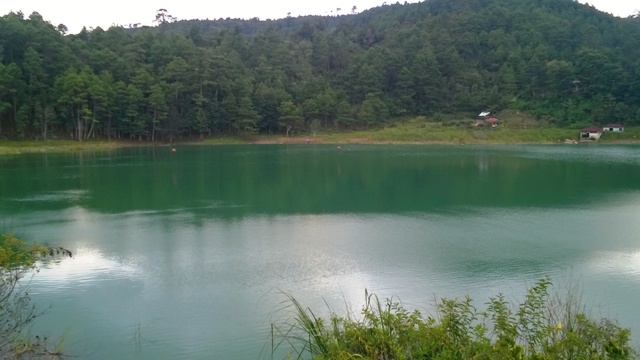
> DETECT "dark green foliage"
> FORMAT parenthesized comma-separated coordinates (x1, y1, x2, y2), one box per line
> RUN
(272, 278, 637, 360)
(1, 0, 640, 140)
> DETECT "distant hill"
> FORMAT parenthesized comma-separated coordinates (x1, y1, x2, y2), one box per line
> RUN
(1, 0, 639, 140)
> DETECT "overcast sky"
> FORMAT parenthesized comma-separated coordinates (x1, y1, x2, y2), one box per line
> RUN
(0, 0, 637, 34)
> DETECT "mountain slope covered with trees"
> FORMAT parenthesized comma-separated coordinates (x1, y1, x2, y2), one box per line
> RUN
(1, 0, 639, 141)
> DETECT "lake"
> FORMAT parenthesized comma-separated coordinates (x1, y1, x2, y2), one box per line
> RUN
(1, 144, 640, 358)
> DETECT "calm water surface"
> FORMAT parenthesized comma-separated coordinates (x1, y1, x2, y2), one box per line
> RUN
(1, 144, 640, 358)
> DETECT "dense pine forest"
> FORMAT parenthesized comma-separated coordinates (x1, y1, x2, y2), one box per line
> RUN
(1, 0, 639, 141)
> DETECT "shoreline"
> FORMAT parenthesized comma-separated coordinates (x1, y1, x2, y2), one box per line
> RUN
(1, 135, 639, 155)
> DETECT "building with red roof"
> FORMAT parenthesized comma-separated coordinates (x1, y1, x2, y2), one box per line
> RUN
(603, 124, 624, 132)
(580, 126, 602, 140)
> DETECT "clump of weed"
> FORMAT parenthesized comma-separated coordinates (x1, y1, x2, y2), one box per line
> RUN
(271, 277, 636, 359)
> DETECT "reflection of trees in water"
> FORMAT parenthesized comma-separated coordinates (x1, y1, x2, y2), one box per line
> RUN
(2, 146, 640, 216)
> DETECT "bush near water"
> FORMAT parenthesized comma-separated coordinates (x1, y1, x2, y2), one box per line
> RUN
(273, 278, 636, 359)
(0, 233, 70, 358)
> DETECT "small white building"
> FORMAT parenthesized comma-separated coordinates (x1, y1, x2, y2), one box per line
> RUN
(580, 126, 602, 140)
(602, 124, 624, 132)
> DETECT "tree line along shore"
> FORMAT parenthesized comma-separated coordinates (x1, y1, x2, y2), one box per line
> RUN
(1, 0, 640, 143)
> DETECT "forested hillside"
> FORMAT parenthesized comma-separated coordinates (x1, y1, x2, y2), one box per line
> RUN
(1, 0, 639, 141)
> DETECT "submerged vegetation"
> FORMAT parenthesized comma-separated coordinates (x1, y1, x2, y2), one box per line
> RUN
(272, 278, 636, 359)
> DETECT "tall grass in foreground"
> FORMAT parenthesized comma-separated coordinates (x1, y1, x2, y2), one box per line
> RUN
(271, 277, 636, 359)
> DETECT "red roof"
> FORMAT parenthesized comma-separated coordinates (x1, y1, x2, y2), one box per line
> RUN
(581, 126, 602, 133)
(604, 124, 623, 128)
(486, 118, 498, 123)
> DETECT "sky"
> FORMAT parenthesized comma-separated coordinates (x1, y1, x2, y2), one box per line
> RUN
(0, 0, 637, 34)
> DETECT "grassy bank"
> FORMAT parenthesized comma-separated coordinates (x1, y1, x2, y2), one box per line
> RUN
(324, 122, 580, 144)
(2, 122, 639, 155)
(320, 118, 640, 145)
(0, 139, 130, 155)
(599, 128, 640, 143)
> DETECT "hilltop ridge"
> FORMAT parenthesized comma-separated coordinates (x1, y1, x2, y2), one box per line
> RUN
(0, 0, 639, 141)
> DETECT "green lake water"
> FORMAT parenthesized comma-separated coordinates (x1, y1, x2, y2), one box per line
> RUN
(1, 144, 640, 358)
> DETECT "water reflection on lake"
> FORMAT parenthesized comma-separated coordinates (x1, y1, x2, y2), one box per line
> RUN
(2, 145, 640, 358)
